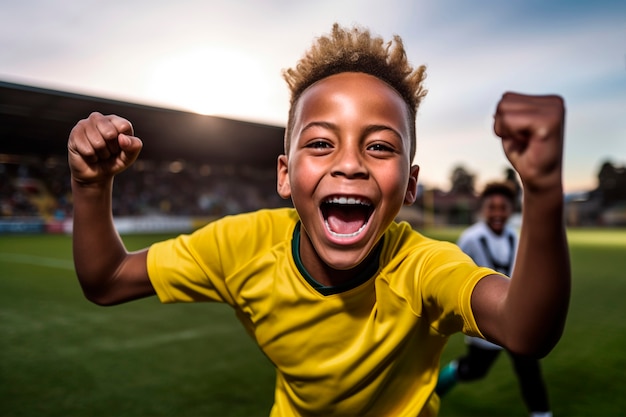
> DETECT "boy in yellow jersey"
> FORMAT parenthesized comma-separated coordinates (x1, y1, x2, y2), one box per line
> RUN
(67, 24, 570, 417)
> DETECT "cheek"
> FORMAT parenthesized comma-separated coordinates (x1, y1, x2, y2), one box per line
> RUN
(288, 158, 321, 196)
(380, 168, 410, 198)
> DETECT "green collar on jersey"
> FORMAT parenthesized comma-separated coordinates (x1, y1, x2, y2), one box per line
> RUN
(292, 222, 383, 296)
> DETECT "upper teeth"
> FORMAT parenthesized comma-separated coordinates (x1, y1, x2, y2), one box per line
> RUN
(326, 197, 369, 205)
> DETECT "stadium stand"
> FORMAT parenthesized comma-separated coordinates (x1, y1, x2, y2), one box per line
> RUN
(0, 81, 288, 225)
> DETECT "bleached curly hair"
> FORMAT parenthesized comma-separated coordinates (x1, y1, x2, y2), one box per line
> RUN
(282, 23, 428, 159)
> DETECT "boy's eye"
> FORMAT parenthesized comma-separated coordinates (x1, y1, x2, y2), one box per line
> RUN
(368, 143, 394, 153)
(306, 140, 331, 149)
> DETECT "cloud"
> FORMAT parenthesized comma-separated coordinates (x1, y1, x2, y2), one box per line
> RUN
(0, 0, 623, 192)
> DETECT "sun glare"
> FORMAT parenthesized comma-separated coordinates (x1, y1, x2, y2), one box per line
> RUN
(145, 46, 269, 117)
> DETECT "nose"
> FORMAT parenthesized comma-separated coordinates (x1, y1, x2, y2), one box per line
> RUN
(331, 145, 368, 179)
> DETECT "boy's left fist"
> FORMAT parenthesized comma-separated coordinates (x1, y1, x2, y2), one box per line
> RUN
(494, 92, 565, 192)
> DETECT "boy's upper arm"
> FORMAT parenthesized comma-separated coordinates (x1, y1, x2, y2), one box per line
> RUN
(109, 249, 155, 304)
(470, 273, 510, 346)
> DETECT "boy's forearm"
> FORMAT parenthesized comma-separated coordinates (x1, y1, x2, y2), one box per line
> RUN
(71, 177, 129, 300)
(507, 184, 571, 355)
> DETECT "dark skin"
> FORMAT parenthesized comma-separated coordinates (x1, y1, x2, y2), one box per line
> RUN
(68, 86, 570, 358)
(68, 116, 153, 305)
(471, 93, 570, 357)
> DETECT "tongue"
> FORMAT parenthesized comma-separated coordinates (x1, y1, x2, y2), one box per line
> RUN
(326, 205, 367, 235)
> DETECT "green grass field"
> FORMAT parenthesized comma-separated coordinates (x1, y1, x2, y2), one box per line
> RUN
(1, 228, 625, 416)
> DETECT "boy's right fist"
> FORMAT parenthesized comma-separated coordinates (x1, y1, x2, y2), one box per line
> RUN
(68, 112, 142, 184)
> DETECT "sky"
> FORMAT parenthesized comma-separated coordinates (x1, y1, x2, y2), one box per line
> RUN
(1, 0, 624, 193)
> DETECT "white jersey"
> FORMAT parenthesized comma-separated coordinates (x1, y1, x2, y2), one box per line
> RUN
(457, 221, 518, 349)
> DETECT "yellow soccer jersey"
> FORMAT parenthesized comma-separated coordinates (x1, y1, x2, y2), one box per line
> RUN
(147, 208, 495, 417)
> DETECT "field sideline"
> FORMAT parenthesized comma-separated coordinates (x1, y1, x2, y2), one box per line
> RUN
(1, 228, 625, 416)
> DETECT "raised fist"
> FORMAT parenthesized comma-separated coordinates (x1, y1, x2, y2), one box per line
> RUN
(494, 93, 565, 192)
(68, 112, 143, 184)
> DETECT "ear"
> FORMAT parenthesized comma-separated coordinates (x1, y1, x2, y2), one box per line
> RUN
(403, 165, 420, 205)
(276, 154, 292, 199)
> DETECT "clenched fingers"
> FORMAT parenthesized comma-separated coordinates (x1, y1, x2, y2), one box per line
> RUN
(493, 92, 566, 191)
(69, 112, 134, 163)
(494, 93, 564, 143)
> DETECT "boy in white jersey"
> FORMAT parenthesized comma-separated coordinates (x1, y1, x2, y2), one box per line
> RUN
(67, 23, 570, 416)
(437, 181, 552, 417)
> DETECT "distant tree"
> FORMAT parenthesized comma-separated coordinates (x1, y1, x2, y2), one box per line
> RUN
(449, 165, 475, 195)
(597, 160, 626, 206)
(504, 167, 522, 212)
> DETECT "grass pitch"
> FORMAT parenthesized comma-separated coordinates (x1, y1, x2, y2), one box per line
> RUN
(1, 228, 625, 416)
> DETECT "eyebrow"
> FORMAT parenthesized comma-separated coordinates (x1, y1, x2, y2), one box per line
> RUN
(300, 121, 403, 140)
(300, 121, 337, 134)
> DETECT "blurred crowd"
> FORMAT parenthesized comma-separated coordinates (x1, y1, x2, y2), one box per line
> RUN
(0, 154, 288, 220)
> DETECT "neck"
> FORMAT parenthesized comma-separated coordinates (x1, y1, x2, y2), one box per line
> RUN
(295, 225, 382, 289)
(299, 233, 364, 287)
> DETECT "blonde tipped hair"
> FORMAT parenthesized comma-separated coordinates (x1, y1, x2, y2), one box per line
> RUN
(282, 23, 428, 158)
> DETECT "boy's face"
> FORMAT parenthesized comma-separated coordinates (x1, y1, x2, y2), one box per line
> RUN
(482, 194, 513, 235)
(277, 72, 419, 276)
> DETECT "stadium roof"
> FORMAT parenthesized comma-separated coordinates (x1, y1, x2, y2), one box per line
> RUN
(0, 80, 285, 168)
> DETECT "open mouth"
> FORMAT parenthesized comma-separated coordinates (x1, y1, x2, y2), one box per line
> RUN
(321, 196, 374, 238)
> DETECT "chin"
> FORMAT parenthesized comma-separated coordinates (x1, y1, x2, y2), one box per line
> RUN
(321, 249, 369, 271)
